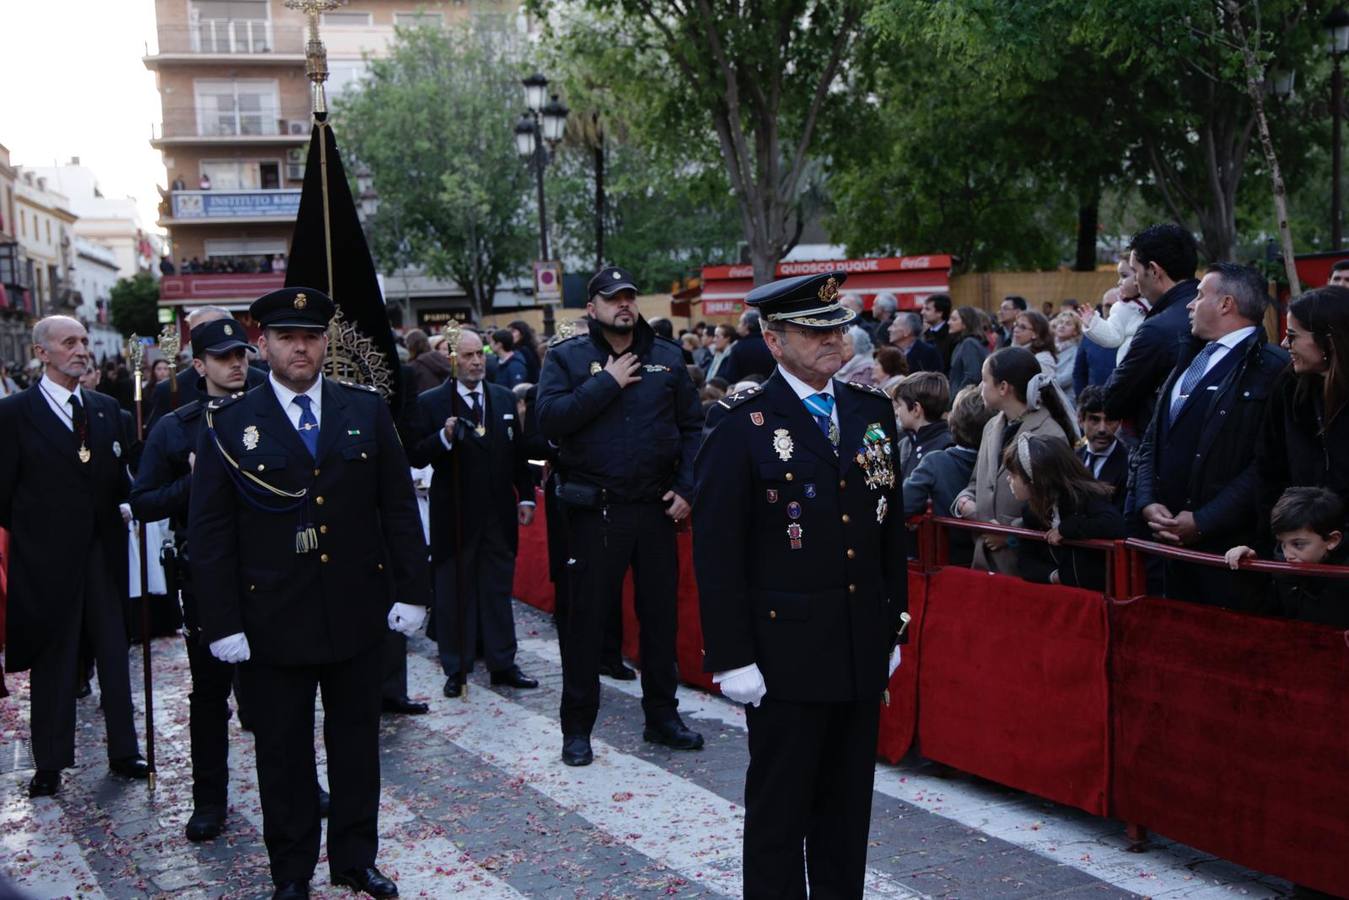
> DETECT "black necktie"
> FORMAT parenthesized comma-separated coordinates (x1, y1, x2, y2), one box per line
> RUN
(470, 391, 482, 427)
(69, 392, 88, 442)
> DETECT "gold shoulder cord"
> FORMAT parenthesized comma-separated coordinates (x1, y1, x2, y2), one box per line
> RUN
(205, 406, 308, 500)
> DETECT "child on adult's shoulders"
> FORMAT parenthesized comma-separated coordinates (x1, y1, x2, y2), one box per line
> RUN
(1004, 433, 1127, 591)
(1225, 487, 1348, 627)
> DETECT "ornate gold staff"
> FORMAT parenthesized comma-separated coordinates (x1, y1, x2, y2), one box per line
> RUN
(440, 320, 470, 700)
(127, 334, 158, 790)
(159, 323, 182, 412)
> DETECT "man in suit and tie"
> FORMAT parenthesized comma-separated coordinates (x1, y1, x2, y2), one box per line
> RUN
(405, 328, 539, 699)
(1074, 385, 1130, 511)
(1135, 263, 1288, 606)
(189, 288, 430, 899)
(694, 272, 908, 898)
(0, 316, 148, 797)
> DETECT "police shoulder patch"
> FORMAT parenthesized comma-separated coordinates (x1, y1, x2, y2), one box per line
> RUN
(843, 380, 890, 400)
(717, 385, 764, 409)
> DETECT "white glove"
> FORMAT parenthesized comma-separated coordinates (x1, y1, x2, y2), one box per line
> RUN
(209, 632, 251, 664)
(888, 645, 902, 678)
(715, 663, 767, 707)
(388, 602, 427, 637)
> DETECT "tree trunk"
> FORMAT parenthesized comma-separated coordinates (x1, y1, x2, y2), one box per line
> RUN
(594, 126, 605, 273)
(1074, 191, 1099, 271)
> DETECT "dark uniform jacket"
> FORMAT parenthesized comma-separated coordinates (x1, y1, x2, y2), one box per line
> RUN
(404, 380, 534, 563)
(188, 377, 430, 666)
(693, 372, 909, 704)
(132, 393, 209, 530)
(1134, 329, 1288, 552)
(0, 385, 130, 671)
(536, 316, 703, 503)
(147, 363, 266, 431)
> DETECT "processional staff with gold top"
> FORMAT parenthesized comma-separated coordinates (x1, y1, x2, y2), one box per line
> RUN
(128, 335, 158, 790)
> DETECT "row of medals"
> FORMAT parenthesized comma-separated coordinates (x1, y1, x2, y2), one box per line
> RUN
(771, 423, 896, 551)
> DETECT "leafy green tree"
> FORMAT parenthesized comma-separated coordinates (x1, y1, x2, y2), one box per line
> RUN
(109, 272, 159, 338)
(336, 22, 535, 321)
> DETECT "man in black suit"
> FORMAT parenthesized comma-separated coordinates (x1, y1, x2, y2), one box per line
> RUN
(189, 288, 430, 900)
(920, 293, 955, 369)
(693, 272, 908, 898)
(147, 305, 266, 431)
(1075, 385, 1129, 511)
(404, 328, 539, 698)
(1135, 263, 1288, 606)
(996, 295, 1027, 348)
(0, 316, 148, 797)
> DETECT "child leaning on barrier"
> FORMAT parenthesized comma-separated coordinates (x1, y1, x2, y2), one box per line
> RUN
(1225, 487, 1349, 627)
(903, 385, 992, 566)
(1004, 433, 1127, 591)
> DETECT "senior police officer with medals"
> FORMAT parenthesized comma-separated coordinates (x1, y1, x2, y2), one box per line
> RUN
(188, 287, 430, 900)
(693, 271, 909, 898)
(131, 317, 254, 842)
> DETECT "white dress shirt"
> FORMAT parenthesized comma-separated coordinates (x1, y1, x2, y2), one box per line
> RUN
(38, 374, 82, 430)
(777, 366, 839, 432)
(1167, 326, 1257, 413)
(1083, 439, 1119, 479)
(269, 372, 323, 433)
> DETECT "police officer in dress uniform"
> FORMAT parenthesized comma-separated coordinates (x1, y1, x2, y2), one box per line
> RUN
(188, 288, 430, 900)
(693, 271, 909, 899)
(131, 318, 253, 842)
(536, 266, 706, 766)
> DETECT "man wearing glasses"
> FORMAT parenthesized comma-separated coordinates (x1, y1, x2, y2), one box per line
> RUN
(693, 271, 909, 898)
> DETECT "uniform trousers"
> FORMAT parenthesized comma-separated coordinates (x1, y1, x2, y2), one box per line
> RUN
(743, 697, 881, 899)
(380, 632, 410, 701)
(559, 501, 679, 736)
(30, 541, 138, 771)
(238, 641, 382, 885)
(432, 515, 518, 677)
(181, 590, 235, 811)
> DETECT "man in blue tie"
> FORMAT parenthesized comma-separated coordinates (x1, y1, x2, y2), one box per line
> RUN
(694, 271, 909, 898)
(189, 287, 430, 900)
(1134, 263, 1288, 606)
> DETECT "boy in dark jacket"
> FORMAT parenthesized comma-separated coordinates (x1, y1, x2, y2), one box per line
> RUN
(903, 385, 991, 566)
(893, 371, 953, 481)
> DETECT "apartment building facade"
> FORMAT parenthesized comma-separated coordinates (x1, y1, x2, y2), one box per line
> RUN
(147, 0, 518, 318)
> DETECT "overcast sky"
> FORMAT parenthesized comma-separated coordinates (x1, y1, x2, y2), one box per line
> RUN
(3, 0, 164, 232)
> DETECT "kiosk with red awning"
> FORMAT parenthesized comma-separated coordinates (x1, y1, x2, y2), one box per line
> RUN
(700, 255, 953, 316)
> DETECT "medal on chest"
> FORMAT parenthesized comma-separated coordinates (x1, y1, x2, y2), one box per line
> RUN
(857, 423, 896, 490)
(772, 428, 794, 462)
(78, 444, 91, 464)
(786, 522, 804, 550)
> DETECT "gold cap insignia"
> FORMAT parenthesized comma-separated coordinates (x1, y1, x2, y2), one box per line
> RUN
(293, 293, 308, 310)
(223, 323, 234, 335)
(817, 277, 840, 304)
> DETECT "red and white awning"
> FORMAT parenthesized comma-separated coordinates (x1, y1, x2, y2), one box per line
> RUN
(699, 256, 953, 315)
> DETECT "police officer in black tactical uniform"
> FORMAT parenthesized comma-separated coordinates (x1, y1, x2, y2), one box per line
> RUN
(693, 271, 909, 899)
(536, 265, 706, 767)
(189, 287, 430, 900)
(130, 317, 253, 842)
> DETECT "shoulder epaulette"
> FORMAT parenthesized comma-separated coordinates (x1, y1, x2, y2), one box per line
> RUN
(717, 385, 764, 409)
(843, 380, 890, 400)
(205, 392, 246, 412)
(549, 333, 587, 349)
(338, 380, 379, 393)
(171, 398, 204, 420)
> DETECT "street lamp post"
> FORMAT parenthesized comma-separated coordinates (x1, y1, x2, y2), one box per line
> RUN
(1326, 8, 1349, 247)
(516, 73, 569, 336)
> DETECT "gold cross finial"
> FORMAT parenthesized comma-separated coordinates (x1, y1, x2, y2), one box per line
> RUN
(284, 0, 346, 115)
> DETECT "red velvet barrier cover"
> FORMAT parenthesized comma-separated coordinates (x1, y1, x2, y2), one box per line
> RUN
(511, 488, 555, 613)
(917, 566, 1110, 815)
(875, 565, 927, 763)
(1109, 596, 1349, 897)
(620, 530, 716, 692)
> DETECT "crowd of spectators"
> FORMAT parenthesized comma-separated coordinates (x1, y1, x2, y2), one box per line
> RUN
(163, 254, 288, 276)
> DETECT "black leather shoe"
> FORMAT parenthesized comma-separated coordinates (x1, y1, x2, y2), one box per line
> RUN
(109, 755, 151, 779)
(319, 788, 330, 819)
(28, 770, 60, 797)
(332, 865, 398, 898)
(272, 881, 310, 899)
(442, 674, 463, 698)
(380, 697, 429, 715)
(561, 734, 594, 767)
(644, 718, 705, 751)
(490, 666, 538, 689)
(185, 807, 225, 842)
(599, 661, 637, 681)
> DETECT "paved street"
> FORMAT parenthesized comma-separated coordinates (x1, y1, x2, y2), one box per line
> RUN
(1, 603, 1294, 899)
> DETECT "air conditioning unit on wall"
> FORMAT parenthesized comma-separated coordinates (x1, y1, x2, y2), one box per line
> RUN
(286, 119, 309, 135)
(286, 147, 305, 181)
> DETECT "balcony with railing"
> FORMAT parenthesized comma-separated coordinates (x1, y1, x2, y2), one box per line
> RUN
(145, 22, 306, 64)
(151, 106, 312, 145)
(163, 189, 302, 225)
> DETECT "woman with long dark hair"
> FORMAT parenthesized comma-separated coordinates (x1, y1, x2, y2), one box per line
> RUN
(1256, 286, 1349, 521)
(952, 347, 1079, 574)
(946, 306, 991, 391)
(508, 319, 542, 383)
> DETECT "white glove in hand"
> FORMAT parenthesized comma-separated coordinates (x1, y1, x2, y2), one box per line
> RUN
(388, 602, 427, 637)
(715, 663, 767, 707)
(209, 632, 251, 664)
(888, 645, 902, 678)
